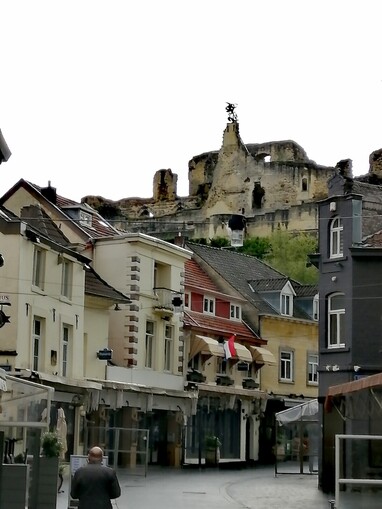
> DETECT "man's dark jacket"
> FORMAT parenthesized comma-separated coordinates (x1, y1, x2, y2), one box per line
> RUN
(71, 463, 121, 509)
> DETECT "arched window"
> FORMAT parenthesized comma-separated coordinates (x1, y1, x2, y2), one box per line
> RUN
(330, 217, 343, 258)
(313, 293, 319, 321)
(328, 293, 345, 348)
(302, 177, 308, 192)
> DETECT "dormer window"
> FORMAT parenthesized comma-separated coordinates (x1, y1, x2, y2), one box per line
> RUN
(230, 304, 241, 320)
(280, 281, 295, 317)
(281, 294, 292, 316)
(203, 296, 215, 315)
(79, 210, 92, 227)
(330, 217, 343, 258)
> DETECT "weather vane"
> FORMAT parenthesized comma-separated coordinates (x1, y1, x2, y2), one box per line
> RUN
(225, 102, 238, 123)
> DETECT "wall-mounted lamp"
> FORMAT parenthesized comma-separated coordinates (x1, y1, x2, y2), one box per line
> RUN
(354, 365, 361, 372)
(331, 276, 337, 282)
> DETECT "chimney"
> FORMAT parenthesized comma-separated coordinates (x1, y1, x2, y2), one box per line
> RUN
(40, 181, 57, 204)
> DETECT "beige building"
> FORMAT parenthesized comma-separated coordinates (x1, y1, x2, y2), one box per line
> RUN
(0, 205, 129, 458)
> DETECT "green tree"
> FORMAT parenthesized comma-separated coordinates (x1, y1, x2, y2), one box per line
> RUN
(264, 230, 318, 284)
(238, 236, 271, 259)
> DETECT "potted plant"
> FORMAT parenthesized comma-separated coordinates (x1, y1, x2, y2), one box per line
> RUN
(205, 435, 221, 466)
(41, 431, 63, 458)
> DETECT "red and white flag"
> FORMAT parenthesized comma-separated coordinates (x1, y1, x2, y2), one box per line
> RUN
(223, 334, 237, 360)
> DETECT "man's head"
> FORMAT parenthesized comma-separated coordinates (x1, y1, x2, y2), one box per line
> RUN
(88, 446, 104, 464)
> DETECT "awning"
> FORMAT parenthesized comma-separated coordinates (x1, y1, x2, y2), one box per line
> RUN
(249, 346, 276, 366)
(189, 335, 224, 359)
(233, 343, 253, 363)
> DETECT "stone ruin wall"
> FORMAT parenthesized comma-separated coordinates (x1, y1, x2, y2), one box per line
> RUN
(82, 122, 353, 241)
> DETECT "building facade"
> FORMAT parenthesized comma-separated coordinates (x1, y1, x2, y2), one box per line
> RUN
(312, 172, 382, 492)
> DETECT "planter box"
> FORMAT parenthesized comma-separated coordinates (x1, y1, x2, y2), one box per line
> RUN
(242, 378, 259, 389)
(29, 456, 59, 509)
(187, 370, 206, 383)
(0, 464, 29, 509)
(216, 375, 234, 386)
(205, 448, 220, 466)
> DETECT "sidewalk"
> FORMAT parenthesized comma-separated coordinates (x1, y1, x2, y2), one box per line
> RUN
(57, 465, 333, 509)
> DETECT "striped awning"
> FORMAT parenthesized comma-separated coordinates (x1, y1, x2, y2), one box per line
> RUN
(233, 343, 253, 363)
(249, 346, 276, 366)
(189, 335, 224, 359)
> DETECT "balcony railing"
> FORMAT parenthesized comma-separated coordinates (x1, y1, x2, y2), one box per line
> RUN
(153, 288, 183, 315)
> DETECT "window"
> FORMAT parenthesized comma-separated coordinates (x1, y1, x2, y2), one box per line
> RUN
(184, 292, 190, 309)
(313, 294, 319, 321)
(164, 324, 173, 372)
(216, 356, 227, 374)
(32, 247, 45, 290)
(280, 350, 294, 381)
(302, 177, 308, 192)
(330, 217, 343, 258)
(203, 296, 215, 315)
(308, 353, 318, 384)
(33, 318, 44, 371)
(61, 260, 73, 299)
(62, 325, 72, 377)
(281, 293, 292, 316)
(189, 353, 201, 371)
(328, 293, 345, 348)
(145, 321, 154, 368)
(230, 304, 241, 320)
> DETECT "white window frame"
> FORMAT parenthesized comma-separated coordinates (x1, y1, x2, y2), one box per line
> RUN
(203, 296, 215, 315)
(33, 317, 43, 371)
(230, 303, 241, 320)
(330, 217, 343, 258)
(145, 320, 154, 368)
(328, 293, 345, 348)
(280, 350, 294, 382)
(216, 356, 227, 375)
(281, 293, 292, 316)
(164, 324, 173, 372)
(61, 259, 73, 299)
(307, 353, 319, 385)
(184, 292, 191, 310)
(32, 247, 45, 290)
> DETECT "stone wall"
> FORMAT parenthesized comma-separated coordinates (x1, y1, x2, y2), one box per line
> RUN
(83, 120, 382, 242)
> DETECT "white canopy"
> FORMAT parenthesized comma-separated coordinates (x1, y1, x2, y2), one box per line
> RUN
(275, 399, 318, 425)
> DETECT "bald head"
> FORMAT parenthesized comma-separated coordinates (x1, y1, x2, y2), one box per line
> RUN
(88, 446, 104, 464)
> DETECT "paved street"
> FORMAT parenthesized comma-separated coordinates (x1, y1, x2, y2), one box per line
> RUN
(57, 465, 333, 509)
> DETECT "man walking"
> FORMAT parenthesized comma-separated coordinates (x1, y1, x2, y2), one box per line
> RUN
(71, 446, 121, 509)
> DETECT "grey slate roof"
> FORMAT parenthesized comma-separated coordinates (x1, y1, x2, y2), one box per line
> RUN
(84, 265, 131, 304)
(186, 242, 313, 321)
(20, 205, 71, 246)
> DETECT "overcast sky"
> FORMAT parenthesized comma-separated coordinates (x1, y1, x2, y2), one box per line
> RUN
(2, 1, 382, 203)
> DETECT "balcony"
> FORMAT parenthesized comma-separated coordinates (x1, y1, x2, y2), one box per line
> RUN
(153, 288, 183, 317)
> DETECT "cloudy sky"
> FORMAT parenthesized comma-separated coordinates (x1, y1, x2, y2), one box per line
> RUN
(1, 1, 382, 202)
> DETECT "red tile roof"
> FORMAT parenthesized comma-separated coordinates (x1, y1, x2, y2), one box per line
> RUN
(183, 310, 264, 344)
(185, 259, 225, 294)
